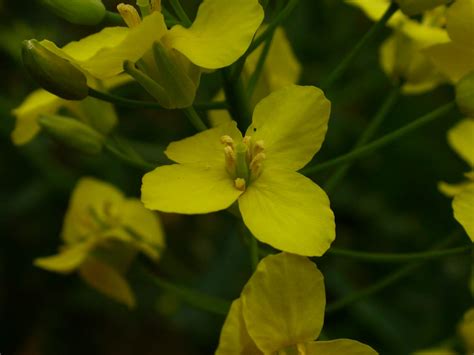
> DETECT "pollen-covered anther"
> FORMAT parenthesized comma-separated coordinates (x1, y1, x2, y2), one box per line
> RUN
(151, 0, 162, 12)
(220, 135, 234, 147)
(234, 178, 246, 191)
(253, 139, 265, 155)
(223, 146, 236, 174)
(250, 152, 266, 177)
(117, 3, 141, 28)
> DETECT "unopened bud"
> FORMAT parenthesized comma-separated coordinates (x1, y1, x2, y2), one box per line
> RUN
(41, 0, 106, 25)
(456, 70, 474, 117)
(38, 114, 104, 154)
(22, 39, 89, 100)
(395, 0, 449, 16)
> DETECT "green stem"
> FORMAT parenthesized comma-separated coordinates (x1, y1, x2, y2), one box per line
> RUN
(102, 11, 125, 26)
(104, 137, 155, 171)
(89, 88, 227, 111)
(320, 2, 398, 90)
(301, 101, 456, 176)
(182, 106, 208, 132)
(324, 84, 400, 193)
(327, 245, 471, 263)
(137, 0, 151, 17)
(169, 0, 192, 27)
(246, 33, 274, 100)
(133, 263, 231, 316)
(222, 69, 252, 130)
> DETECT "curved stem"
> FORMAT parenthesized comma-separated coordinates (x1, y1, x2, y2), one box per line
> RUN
(321, 2, 398, 90)
(222, 69, 252, 130)
(169, 0, 192, 26)
(327, 245, 471, 263)
(182, 106, 208, 132)
(246, 33, 274, 100)
(104, 137, 155, 171)
(324, 84, 400, 193)
(301, 101, 456, 176)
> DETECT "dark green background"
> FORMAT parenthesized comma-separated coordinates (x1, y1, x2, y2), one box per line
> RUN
(0, 0, 471, 354)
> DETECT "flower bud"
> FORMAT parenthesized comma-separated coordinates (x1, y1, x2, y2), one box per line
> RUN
(456, 70, 474, 117)
(395, 0, 449, 16)
(22, 39, 89, 100)
(41, 0, 106, 25)
(38, 114, 104, 154)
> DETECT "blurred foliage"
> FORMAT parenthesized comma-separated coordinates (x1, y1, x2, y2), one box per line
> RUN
(0, 0, 470, 354)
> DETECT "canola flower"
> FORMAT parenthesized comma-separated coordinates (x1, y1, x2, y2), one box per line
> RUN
(35, 177, 165, 307)
(209, 26, 301, 126)
(439, 119, 474, 242)
(38, 0, 264, 108)
(216, 252, 378, 355)
(142, 85, 335, 256)
(346, 0, 449, 94)
(425, 0, 474, 82)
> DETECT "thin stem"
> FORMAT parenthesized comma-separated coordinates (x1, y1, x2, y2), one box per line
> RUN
(246, 33, 274, 100)
(222, 69, 252, 130)
(324, 84, 400, 193)
(320, 2, 398, 90)
(104, 137, 155, 171)
(137, 0, 151, 17)
(102, 11, 125, 26)
(89, 88, 227, 111)
(327, 245, 471, 263)
(182, 106, 208, 132)
(301, 101, 456, 176)
(133, 263, 231, 316)
(168, 0, 192, 27)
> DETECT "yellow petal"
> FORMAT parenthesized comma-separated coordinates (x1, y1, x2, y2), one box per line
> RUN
(79, 256, 135, 308)
(241, 253, 326, 353)
(216, 299, 262, 355)
(447, 119, 474, 168)
(62, 177, 125, 244)
(165, 0, 263, 69)
(452, 183, 474, 242)
(425, 42, 474, 82)
(120, 199, 166, 261)
(438, 181, 472, 197)
(34, 241, 95, 273)
(459, 307, 474, 352)
(246, 85, 331, 171)
(141, 164, 242, 214)
(305, 339, 378, 355)
(43, 12, 167, 79)
(239, 168, 335, 256)
(11, 89, 65, 145)
(446, 0, 474, 47)
(345, 0, 406, 26)
(165, 120, 242, 167)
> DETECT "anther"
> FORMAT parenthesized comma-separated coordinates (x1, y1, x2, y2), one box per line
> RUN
(250, 152, 266, 178)
(242, 135, 252, 146)
(220, 135, 234, 147)
(150, 0, 161, 12)
(117, 3, 141, 27)
(234, 178, 246, 191)
(253, 140, 265, 155)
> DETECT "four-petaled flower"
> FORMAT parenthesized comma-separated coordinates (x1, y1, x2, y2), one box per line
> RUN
(141, 85, 335, 256)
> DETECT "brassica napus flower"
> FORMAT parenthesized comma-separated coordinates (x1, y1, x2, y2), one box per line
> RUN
(439, 119, 474, 242)
(142, 85, 335, 256)
(35, 177, 165, 307)
(346, 0, 449, 94)
(209, 26, 301, 126)
(41, 0, 263, 108)
(425, 0, 474, 82)
(216, 253, 378, 355)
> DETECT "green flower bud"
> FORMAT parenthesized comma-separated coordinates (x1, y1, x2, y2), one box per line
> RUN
(41, 0, 106, 25)
(456, 70, 474, 117)
(38, 114, 104, 154)
(395, 0, 450, 16)
(22, 39, 89, 100)
(79, 97, 118, 135)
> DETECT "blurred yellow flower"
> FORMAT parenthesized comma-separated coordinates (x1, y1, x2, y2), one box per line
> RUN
(216, 253, 378, 355)
(425, 0, 474, 82)
(142, 85, 335, 256)
(209, 26, 301, 126)
(346, 0, 449, 94)
(459, 308, 474, 353)
(35, 177, 165, 307)
(439, 119, 474, 242)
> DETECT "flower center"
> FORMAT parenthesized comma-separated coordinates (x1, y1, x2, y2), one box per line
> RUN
(220, 135, 265, 191)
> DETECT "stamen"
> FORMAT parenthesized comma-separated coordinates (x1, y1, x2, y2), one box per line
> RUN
(150, 0, 161, 12)
(253, 140, 265, 155)
(117, 3, 142, 28)
(250, 152, 265, 178)
(220, 135, 234, 148)
(224, 146, 235, 174)
(234, 178, 246, 191)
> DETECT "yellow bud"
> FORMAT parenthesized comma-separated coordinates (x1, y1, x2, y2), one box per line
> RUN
(41, 0, 106, 25)
(395, 0, 449, 16)
(22, 39, 88, 100)
(456, 70, 474, 117)
(38, 114, 104, 154)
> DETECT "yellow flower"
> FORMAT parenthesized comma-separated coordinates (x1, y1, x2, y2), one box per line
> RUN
(142, 85, 335, 256)
(209, 26, 301, 126)
(35, 177, 165, 307)
(41, 0, 264, 108)
(459, 308, 474, 353)
(425, 0, 474, 82)
(11, 74, 130, 145)
(216, 253, 378, 355)
(438, 119, 474, 242)
(346, 0, 449, 94)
